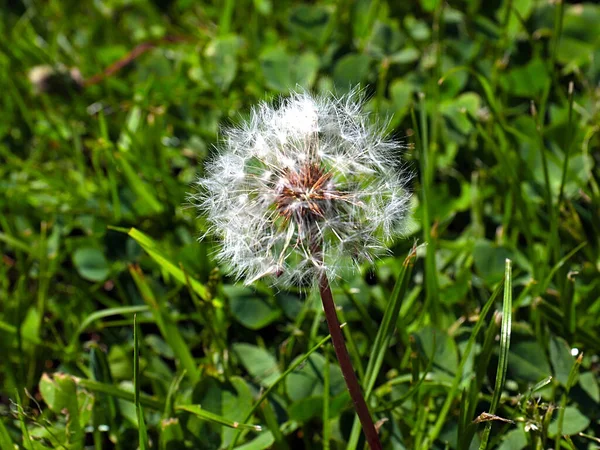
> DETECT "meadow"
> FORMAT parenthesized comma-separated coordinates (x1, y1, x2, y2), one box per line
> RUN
(1, 0, 599, 449)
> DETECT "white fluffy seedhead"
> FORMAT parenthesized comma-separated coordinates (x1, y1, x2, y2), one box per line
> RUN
(194, 89, 412, 288)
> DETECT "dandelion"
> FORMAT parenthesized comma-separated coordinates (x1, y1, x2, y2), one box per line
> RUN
(196, 89, 411, 288)
(194, 89, 411, 450)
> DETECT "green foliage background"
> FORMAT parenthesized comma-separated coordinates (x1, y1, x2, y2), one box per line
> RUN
(1, 0, 599, 449)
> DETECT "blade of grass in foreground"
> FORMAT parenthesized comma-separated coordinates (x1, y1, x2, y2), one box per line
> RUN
(176, 405, 262, 431)
(346, 244, 418, 450)
(424, 272, 505, 448)
(126, 227, 210, 301)
(479, 259, 513, 450)
(134, 315, 148, 450)
(129, 264, 200, 384)
(458, 309, 501, 450)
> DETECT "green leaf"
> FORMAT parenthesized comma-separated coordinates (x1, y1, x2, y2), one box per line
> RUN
(388, 79, 415, 122)
(253, 0, 272, 15)
(549, 336, 575, 386)
(204, 35, 240, 91)
(420, 0, 440, 12)
(288, 396, 322, 422)
(508, 341, 552, 383)
(548, 407, 590, 436)
(428, 268, 505, 449)
(116, 106, 141, 152)
(366, 21, 404, 58)
(222, 377, 255, 446)
(440, 92, 481, 135)
(557, 4, 600, 68)
(497, 0, 535, 37)
(501, 58, 550, 98)
(72, 247, 110, 282)
(233, 431, 274, 450)
(228, 334, 331, 449)
(473, 240, 513, 285)
(389, 47, 420, 64)
(497, 427, 527, 450)
(39, 373, 77, 413)
(285, 353, 344, 402)
(39, 373, 84, 448)
(225, 286, 282, 330)
(333, 54, 371, 89)
(232, 343, 281, 387)
(190, 376, 255, 447)
(579, 372, 600, 402)
(260, 47, 319, 92)
(287, 4, 332, 45)
(413, 326, 458, 381)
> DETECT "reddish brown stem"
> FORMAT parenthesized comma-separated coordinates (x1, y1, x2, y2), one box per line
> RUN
(83, 36, 189, 87)
(318, 273, 382, 450)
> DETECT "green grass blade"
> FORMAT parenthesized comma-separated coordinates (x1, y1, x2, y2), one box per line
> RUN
(425, 277, 503, 448)
(364, 245, 418, 398)
(538, 241, 585, 294)
(346, 245, 417, 450)
(134, 315, 148, 450)
(0, 232, 32, 254)
(128, 227, 210, 300)
(74, 376, 164, 410)
(479, 259, 513, 450)
(67, 305, 149, 353)
(520, 376, 553, 413)
(258, 400, 288, 449)
(374, 346, 434, 413)
(176, 405, 263, 431)
(163, 371, 186, 419)
(114, 153, 163, 215)
(129, 265, 200, 384)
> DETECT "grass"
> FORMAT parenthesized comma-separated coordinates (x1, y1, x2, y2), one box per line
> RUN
(1, 0, 599, 449)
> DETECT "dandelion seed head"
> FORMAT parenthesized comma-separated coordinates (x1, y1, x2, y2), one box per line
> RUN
(194, 89, 412, 287)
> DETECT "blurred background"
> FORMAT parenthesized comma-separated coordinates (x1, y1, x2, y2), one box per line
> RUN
(1, 0, 599, 449)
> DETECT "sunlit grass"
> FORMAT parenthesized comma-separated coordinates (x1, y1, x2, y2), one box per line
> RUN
(1, 1, 599, 449)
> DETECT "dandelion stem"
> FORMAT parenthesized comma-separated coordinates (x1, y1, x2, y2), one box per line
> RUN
(318, 273, 382, 450)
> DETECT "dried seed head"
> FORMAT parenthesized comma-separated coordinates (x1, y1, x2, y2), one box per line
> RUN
(194, 89, 412, 287)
